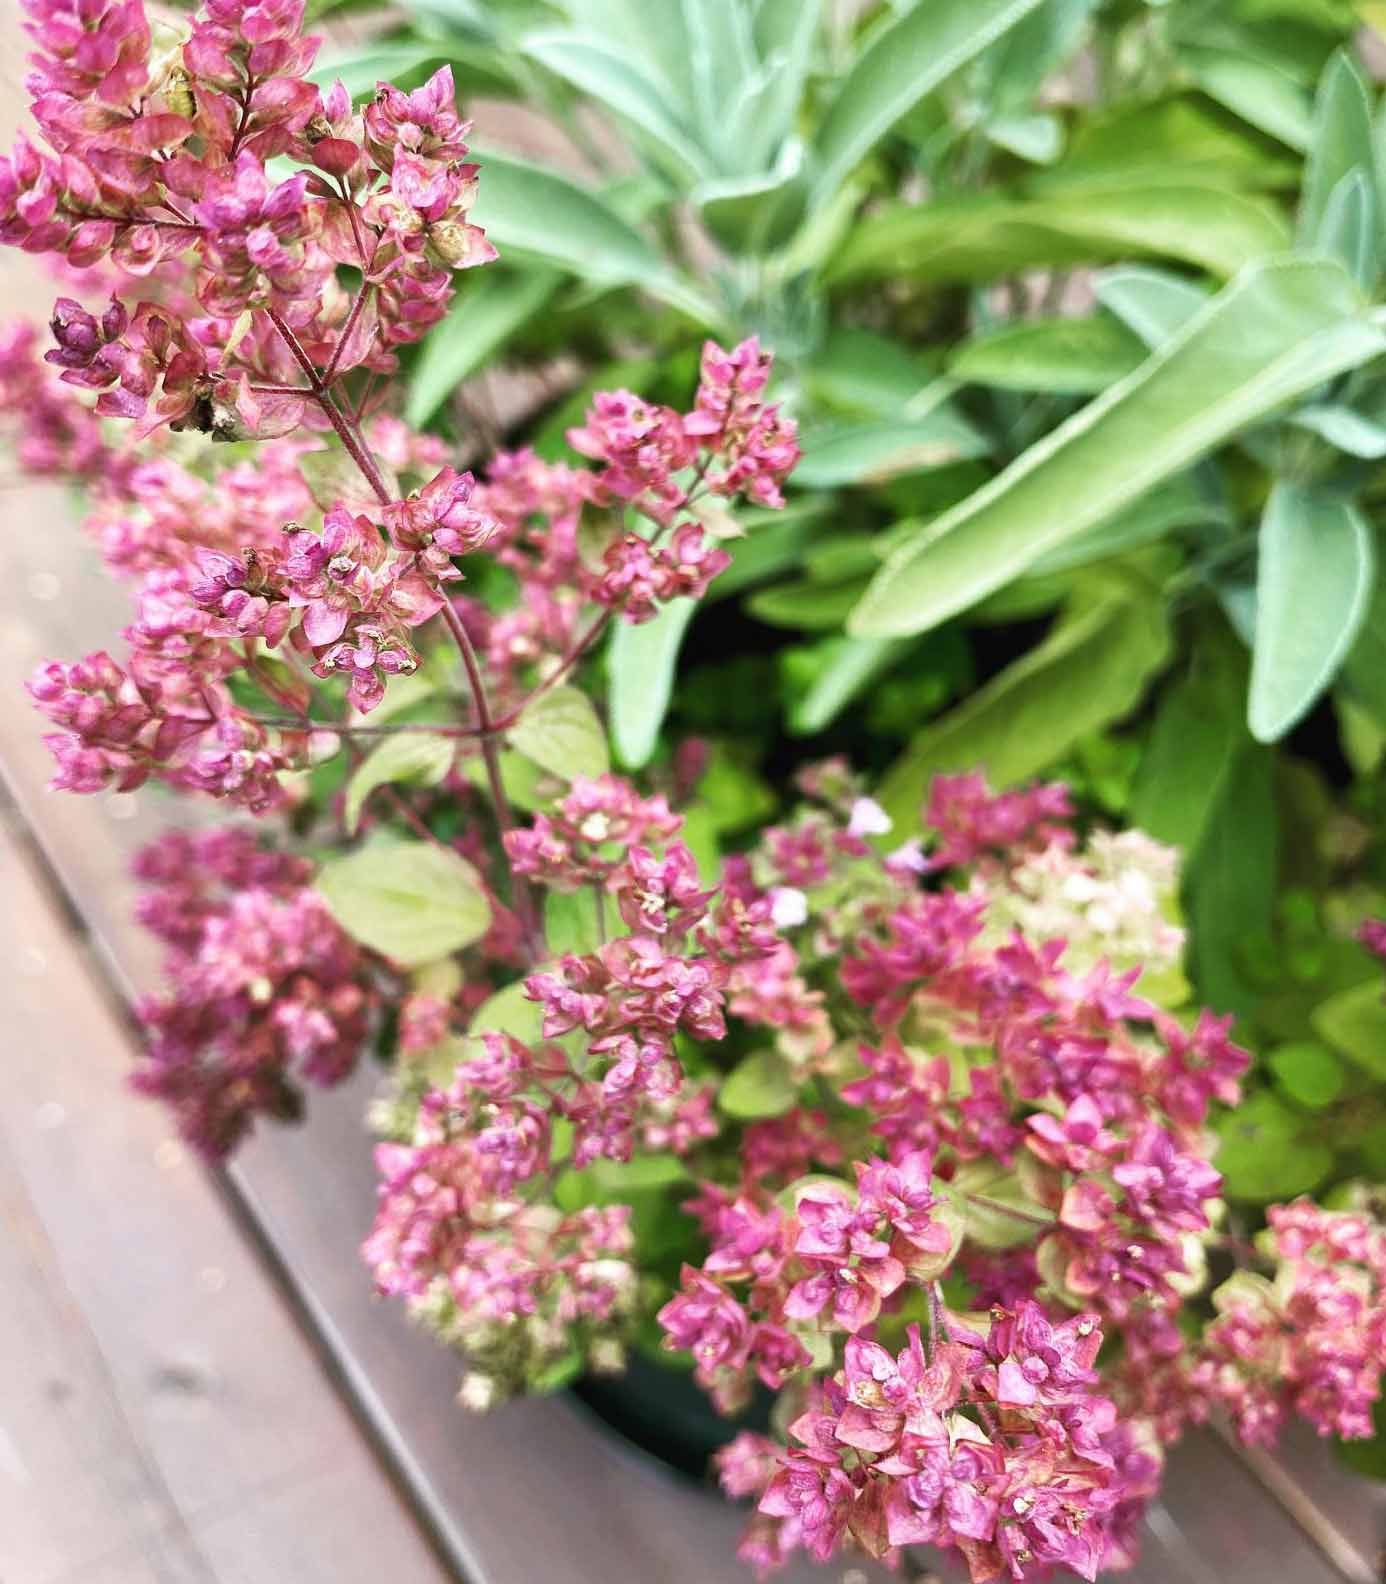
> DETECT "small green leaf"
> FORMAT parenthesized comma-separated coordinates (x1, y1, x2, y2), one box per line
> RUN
(1092, 265, 1210, 347)
(813, 0, 1048, 196)
(298, 445, 398, 512)
(469, 978, 543, 1043)
(719, 1050, 799, 1119)
(1249, 484, 1374, 743)
(949, 313, 1147, 395)
(1183, 49, 1313, 152)
(462, 749, 548, 812)
(1130, 633, 1245, 857)
(343, 732, 455, 835)
(608, 597, 696, 769)
(789, 636, 912, 735)
(316, 841, 492, 965)
(792, 414, 989, 489)
(1299, 48, 1378, 246)
(405, 268, 561, 427)
(849, 260, 1385, 639)
(1215, 1092, 1334, 1202)
(748, 578, 869, 630)
(510, 685, 610, 781)
(1289, 403, 1386, 457)
(544, 888, 604, 956)
(1314, 169, 1378, 289)
(1311, 979, 1386, 1077)
(1268, 1041, 1346, 1108)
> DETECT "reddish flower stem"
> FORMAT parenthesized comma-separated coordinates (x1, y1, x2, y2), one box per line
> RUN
(265, 305, 543, 960)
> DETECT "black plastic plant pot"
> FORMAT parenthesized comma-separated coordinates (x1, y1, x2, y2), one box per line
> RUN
(570, 1352, 773, 1481)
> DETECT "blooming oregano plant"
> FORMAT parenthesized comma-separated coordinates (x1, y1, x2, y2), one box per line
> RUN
(2, 4, 1384, 1583)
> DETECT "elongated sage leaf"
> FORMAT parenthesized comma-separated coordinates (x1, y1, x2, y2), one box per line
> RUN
(792, 413, 989, 489)
(790, 636, 911, 735)
(813, 0, 1046, 196)
(1299, 49, 1378, 246)
(875, 572, 1170, 829)
(1248, 484, 1374, 742)
(829, 186, 1287, 286)
(406, 268, 560, 427)
(469, 148, 715, 322)
(609, 597, 696, 768)
(317, 841, 491, 965)
(850, 259, 1386, 639)
(521, 31, 709, 179)
(949, 312, 1146, 395)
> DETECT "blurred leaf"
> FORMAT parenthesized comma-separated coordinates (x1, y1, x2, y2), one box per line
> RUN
(813, 0, 1047, 195)
(978, 0, 1096, 116)
(985, 113, 1063, 165)
(343, 732, 454, 834)
(719, 1050, 799, 1119)
(1131, 633, 1245, 857)
(1314, 168, 1379, 287)
(1215, 1091, 1334, 1200)
(1289, 402, 1386, 455)
(544, 889, 604, 957)
(1030, 473, 1227, 575)
(792, 413, 989, 488)
(802, 327, 937, 417)
(749, 578, 868, 630)
(949, 312, 1146, 395)
(1186, 744, 1278, 1021)
(511, 685, 609, 781)
(406, 268, 561, 426)
(520, 31, 709, 179)
(317, 840, 492, 965)
(710, 508, 823, 598)
(1039, 94, 1297, 191)
(1093, 265, 1212, 346)
(468, 148, 715, 321)
(831, 184, 1287, 287)
(469, 978, 544, 1043)
(876, 571, 1170, 829)
(1299, 48, 1379, 246)
(1249, 484, 1374, 742)
(1269, 1041, 1346, 1108)
(697, 747, 777, 834)
(849, 260, 1385, 639)
(311, 39, 516, 99)
(1311, 979, 1386, 1076)
(608, 597, 696, 768)
(789, 635, 913, 735)
(1183, 48, 1313, 151)
(461, 748, 548, 811)
(696, 141, 811, 255)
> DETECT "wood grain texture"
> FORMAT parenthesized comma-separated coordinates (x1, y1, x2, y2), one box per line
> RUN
(0, 819, 455, 1584)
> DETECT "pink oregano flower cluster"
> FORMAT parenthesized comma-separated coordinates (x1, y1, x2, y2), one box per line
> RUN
(360, 766, 1386, 1582)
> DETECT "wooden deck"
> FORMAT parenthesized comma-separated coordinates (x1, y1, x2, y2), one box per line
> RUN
(1, 28, 1384, 1584)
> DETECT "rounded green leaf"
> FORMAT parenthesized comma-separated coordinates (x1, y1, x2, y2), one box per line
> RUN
(343, 732, 455, 835)
(1248, 484, 1375, 743)
(719, 1050, 799, 1119)
(1268, 1041, 1345, 1109)
(1310, 978, 1386, 1078)
(1215, 1092, 1334, 1202)
(316, 841, 492, 965)
(509, 684, 610, 782)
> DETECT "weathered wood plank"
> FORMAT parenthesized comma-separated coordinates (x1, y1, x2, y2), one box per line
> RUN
(0, 819, 456, 1584)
